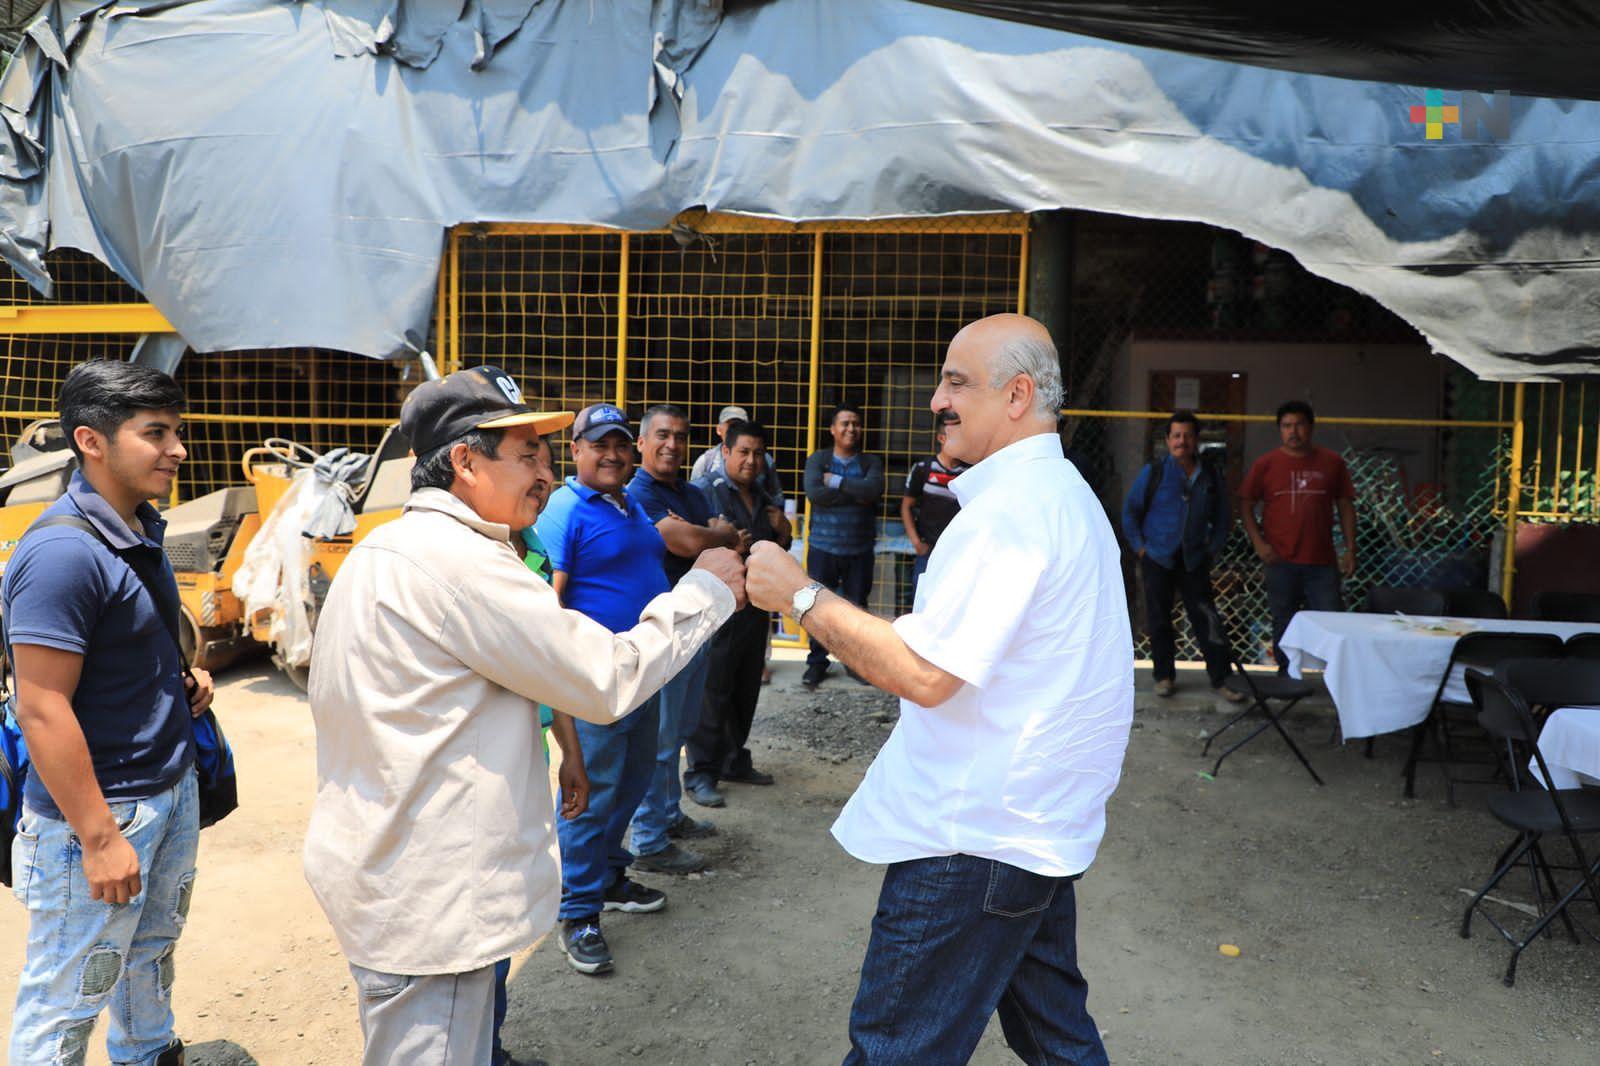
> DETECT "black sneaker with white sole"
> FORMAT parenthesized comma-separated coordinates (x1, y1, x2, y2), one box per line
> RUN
(559, 918, 613, 975)
(603, 877, 667, 913)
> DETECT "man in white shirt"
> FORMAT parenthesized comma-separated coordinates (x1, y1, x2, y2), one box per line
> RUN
(747, 315, 1133, 1065)
(303, 366, 745, 1065)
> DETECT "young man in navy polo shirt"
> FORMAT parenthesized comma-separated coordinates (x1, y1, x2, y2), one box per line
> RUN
(625, 404, 745, 872)
(6, 362, 215, 1066)
(537, 403, 673, 975)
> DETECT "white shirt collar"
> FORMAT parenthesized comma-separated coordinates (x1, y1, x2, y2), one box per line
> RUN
(951, 431, 1063, 508)
(404, 487, 515, 544)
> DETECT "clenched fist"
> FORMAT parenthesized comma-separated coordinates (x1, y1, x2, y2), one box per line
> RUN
(746, 541, 810, 614)
(692, 546, 748, 609)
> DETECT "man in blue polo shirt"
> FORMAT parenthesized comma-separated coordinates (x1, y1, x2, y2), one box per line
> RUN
(625, 404, 745, 873)
(537, 403, 673, 976)
(5, 361, 215, 1066)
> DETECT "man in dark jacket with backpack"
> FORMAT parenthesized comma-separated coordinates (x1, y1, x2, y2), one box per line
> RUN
(1121, 410, 1242, 702)
(4, 362, 214, 1065)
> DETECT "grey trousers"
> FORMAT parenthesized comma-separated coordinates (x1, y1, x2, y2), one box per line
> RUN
(349, 962, 495, 1066)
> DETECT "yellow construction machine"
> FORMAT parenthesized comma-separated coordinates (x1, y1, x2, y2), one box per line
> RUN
(235, 426, 413, 686)
(0, 419, 258, 671)
(0, 420, 415, 684)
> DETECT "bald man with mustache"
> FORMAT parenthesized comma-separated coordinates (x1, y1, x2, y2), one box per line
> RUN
(748, 315, 1134, 1066)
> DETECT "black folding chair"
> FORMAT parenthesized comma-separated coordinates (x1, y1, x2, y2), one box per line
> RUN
(1196, 601, 1324, 785)
(1446, 587, 1509, 620)
(1564, 632, 1600, 661)
(1402, 631, 1565, 803)
(1533, 591, 1600, 623)
(1361, 585, 1449, 616)
(1460, 663, 1600, 986)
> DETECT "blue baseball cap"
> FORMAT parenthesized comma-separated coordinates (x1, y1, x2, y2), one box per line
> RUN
(572, 403, 635, 443)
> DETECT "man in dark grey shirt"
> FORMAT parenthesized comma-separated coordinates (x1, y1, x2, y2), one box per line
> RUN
(801, 403, 884, 689)
(691, 420, 792, 802)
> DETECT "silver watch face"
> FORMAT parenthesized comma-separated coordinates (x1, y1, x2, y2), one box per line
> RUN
(792, 583, 820, 618)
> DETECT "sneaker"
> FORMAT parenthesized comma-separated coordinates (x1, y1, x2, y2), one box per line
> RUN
(559, 918, 613, 974)
(633, 843, 708, 875)
(1154, 678, 1177, 698)
(1213, 683, 1247, 704)
(603, 878, 667, 913)
(723, 765, 775, 786)
(666, 813, 717, 839)
(684, 778, 726, 808)
(801, 663, 830, 689)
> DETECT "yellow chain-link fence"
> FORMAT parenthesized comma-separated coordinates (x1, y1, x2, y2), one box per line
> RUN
(0, 218, 1592, 661)
(446, 216, 1027, 634)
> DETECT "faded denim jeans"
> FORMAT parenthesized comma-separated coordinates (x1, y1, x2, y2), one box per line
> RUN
(10, 772, 199, 1066)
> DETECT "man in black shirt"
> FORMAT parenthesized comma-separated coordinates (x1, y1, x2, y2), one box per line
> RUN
(689, 420, 792, 802)
(900, 413, 968, 594)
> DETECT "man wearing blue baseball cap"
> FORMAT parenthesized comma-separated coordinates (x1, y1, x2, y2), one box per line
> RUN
(536, 403, 678, 975)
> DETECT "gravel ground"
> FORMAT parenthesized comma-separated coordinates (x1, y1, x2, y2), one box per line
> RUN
(4, 658, 1598, 1065)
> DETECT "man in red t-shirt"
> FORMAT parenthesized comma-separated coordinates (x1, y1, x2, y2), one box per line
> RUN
(1239, 400, 1356, 670)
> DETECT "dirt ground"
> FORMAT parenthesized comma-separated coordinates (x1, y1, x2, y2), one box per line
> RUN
(4, 656, 1599, 1065)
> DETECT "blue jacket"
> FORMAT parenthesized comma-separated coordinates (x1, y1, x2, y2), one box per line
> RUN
(1122, 455, 1231, 571)
(803, 449, 884, 555)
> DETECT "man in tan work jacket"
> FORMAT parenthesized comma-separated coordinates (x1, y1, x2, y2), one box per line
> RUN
(302, 366, 745, 1065)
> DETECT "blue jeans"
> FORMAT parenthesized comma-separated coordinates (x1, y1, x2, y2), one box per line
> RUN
(630, 645, 710, 857)
(492, 957, 511, 1063)
(1264, 562, 1344, 670)
(558, 694, 660, 920)
(911, 552, 931, 599)
(806, 548, 875, 670)
(845, 854, 1107, 1066)
(10, 772, 200, 1066)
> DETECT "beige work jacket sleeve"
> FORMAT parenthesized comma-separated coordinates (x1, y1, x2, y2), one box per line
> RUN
(442, 548, 736, 724)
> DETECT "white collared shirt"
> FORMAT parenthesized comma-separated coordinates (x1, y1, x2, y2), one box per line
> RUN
(831, 431, 1134, 877)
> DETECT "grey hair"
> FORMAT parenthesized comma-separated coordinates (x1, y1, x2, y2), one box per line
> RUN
(989, 334, 1064, 415)
(410, 428, 506, 491)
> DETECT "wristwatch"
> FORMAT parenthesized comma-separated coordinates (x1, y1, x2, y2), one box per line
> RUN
(790, 581, 826, 626)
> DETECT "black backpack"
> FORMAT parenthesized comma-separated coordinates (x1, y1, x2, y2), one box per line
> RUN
(1140, 452, 1224, 517)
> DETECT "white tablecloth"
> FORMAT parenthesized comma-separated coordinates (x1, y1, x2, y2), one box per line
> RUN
(1535, 707, 1600, 790)
(1278, 612, 1597, 739)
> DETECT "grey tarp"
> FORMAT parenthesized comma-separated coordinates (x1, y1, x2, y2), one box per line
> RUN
(2, 0, 1600, 379)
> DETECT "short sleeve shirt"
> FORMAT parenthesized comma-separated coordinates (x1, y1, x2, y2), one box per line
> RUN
(903, 456, 967, 545)
(1, 472, 193, 817)
(1239, 446, 1354, 566)
(695, 476, 785, 547)
(537, 477, 670, 633)
(831, 433, 1135, 878)
(626, 468, 713, 584)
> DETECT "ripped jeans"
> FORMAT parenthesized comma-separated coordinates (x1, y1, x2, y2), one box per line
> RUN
(10, 772, 199, 1066)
